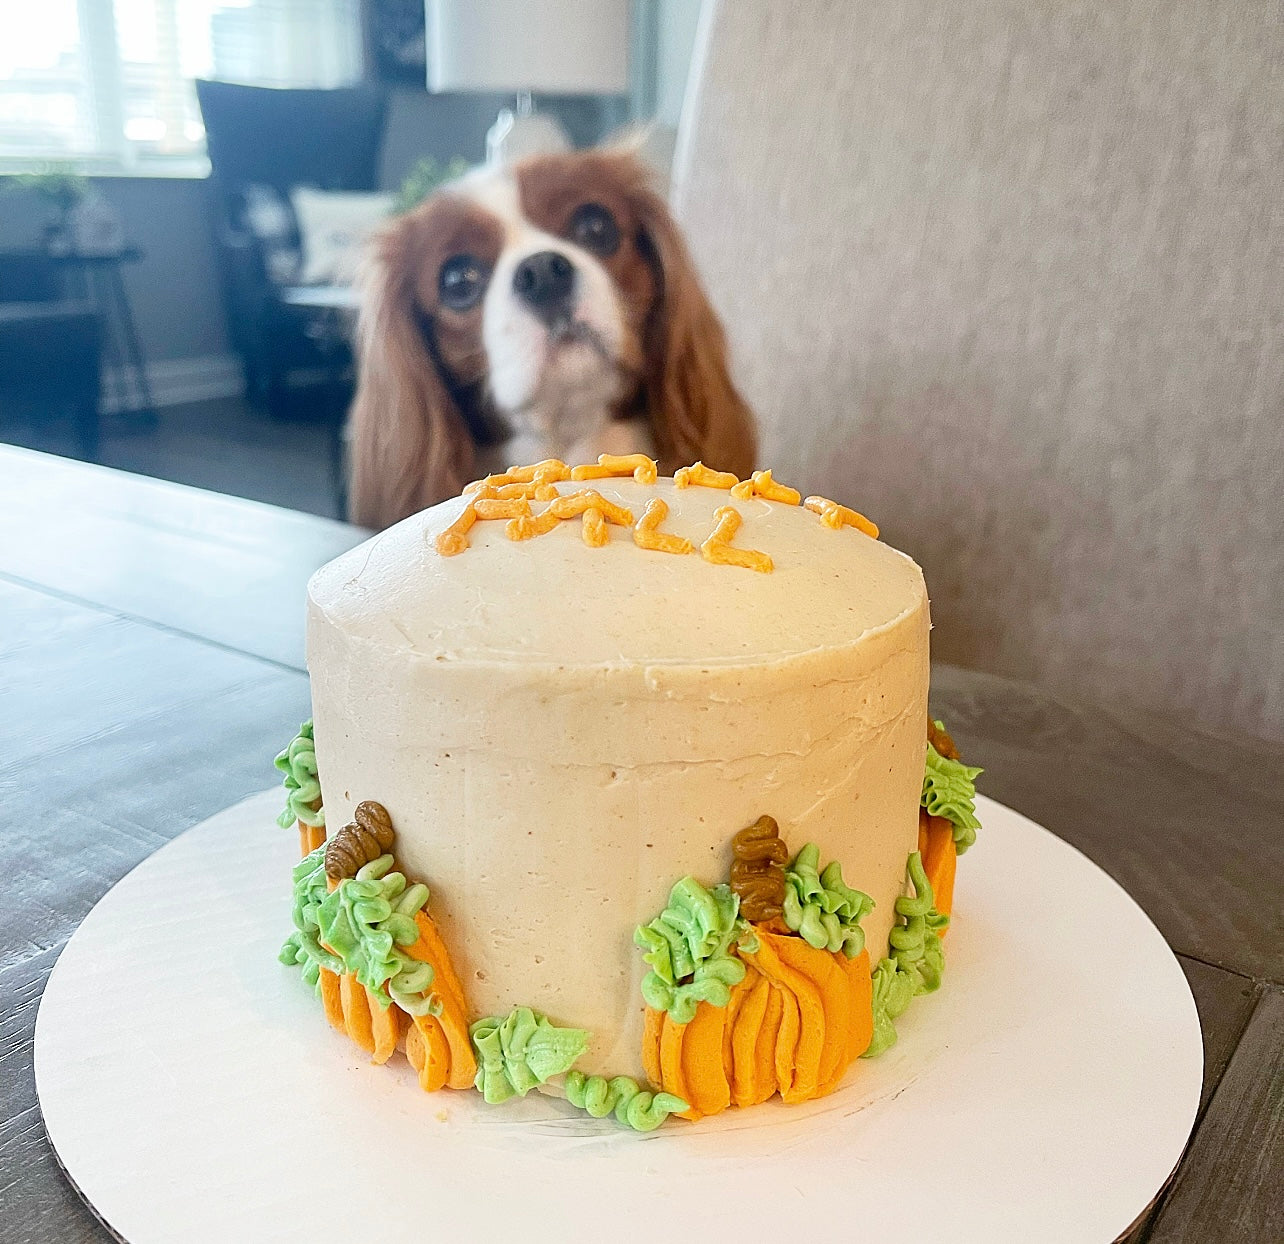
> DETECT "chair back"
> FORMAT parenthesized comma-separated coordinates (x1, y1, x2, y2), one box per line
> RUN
(674, 0, 1284, 740)
(194, 81, 387, 412)
(196, 80, 387, 194)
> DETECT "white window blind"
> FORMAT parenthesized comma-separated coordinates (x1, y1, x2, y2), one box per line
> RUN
(0, 1, 363, 173)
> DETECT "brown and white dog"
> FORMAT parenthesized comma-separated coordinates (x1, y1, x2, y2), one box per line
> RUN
(349, 149, 756, 529)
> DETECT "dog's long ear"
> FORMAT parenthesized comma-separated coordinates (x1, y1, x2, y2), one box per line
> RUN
(349, 218, 475, 529)
(628, 167, 757, 478)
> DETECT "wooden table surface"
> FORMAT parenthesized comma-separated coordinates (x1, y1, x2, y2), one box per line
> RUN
(1, 446, 1280, 1242)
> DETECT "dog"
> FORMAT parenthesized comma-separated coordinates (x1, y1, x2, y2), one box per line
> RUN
(348, 148, 756, 529)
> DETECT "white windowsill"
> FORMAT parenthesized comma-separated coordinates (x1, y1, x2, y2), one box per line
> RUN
(0, 155, 211, 180)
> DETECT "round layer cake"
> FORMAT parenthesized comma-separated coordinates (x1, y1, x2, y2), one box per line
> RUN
(306, 473, 929, 1080)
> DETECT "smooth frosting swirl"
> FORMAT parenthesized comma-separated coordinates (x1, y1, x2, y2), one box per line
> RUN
(563, 1071, 688, 1131)
(781, 843, 875, 956)
(469, 1007, 589, 1104)
(275, 720, 324, 829)
(634, 878, 748, 1022)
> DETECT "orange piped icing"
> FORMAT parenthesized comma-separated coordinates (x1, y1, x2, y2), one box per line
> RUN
(803, 495, 879, 539)
(674, 461, 739, 490)
(443, 461, 881, 570)
(473, 497, 531, 521)
(730, 469, 802, 505)
(633, 497, 694, 556)
(435, 501, 477, 555)
(548, 489, 633, 527)
(700, 505, 773, 573)
(581, 507, 609, 547)
(570, 453, 659, 484)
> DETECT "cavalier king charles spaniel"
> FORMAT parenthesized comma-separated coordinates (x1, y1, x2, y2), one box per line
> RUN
(349, 148, 756, 529)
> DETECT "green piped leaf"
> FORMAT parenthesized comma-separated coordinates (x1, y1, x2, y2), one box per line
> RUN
(781, 844, 874, 957)
(469, 1008, 589, 1104)
(275, 719, 323, 828)
(280, 847, 343, 991)
(635, 877, 747, 1021)
(922, 727, 983, 853)
(308, 855, 438, 1015)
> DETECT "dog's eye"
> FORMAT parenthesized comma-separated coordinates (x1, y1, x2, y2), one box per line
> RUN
(568, 203, 620, 257)
(438, 254, 488, 310)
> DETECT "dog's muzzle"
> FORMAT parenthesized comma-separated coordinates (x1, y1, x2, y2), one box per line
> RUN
(512, 250, 576, 328)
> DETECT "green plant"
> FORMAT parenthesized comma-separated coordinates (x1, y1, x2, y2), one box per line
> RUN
(395, 155, 470, 214)
(1, 164, 90, 213)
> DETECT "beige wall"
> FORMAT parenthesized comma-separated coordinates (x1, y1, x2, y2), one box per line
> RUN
(676, 0, 1284, 741)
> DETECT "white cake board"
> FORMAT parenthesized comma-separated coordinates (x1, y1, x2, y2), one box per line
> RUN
(36, 792, 1201, 1243)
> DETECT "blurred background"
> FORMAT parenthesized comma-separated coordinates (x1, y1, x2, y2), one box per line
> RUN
(0, 0, 698, 510)
(1, 0, 1281, 743)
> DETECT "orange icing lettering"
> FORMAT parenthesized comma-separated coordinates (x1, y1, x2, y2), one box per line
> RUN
(633, 498, 693, 555)
(675, 461, 739, 490)
(730, 469, 802, 506)
(473, 497, 532, 521)
(581, 507, 609, 547)
(548, 489, 634, 527)
(803, 496, 879, 539)
(435, 501, 478, 556)
(700, 505, 773, 573)
(570, 453, 659, 484)
(506, 459, 570, 484)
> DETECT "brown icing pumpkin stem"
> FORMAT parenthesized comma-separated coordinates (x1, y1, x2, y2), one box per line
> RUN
(325, 800, 395, 881)
(730, 815, 789, 923)
(927, 716, 961, 762)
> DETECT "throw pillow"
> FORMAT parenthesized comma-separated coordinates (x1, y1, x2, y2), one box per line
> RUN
(291, 187, 395, 286)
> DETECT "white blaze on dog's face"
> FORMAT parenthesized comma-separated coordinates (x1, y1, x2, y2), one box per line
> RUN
(417, 155, 657, 458)
(460, 172, 627, 442)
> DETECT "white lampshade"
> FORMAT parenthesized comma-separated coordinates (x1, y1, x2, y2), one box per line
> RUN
(427, 0, 631, 96)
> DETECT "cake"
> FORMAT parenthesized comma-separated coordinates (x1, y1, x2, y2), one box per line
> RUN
(278, 455, 982, 1128)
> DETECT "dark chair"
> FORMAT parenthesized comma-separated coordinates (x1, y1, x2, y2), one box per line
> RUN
(195, 80, 387, 420)
(0, 252, 101, 460)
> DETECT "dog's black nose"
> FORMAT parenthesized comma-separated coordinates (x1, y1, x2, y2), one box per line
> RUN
(512, 250, 576, 321)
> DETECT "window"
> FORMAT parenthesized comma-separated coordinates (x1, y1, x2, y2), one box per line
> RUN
(0, 1, 363, 174)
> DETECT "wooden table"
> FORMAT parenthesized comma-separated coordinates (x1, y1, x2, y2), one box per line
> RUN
(1, 447, 1280, 1242)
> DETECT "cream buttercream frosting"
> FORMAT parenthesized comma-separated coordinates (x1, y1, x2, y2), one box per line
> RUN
(306, 476, 929, 1080)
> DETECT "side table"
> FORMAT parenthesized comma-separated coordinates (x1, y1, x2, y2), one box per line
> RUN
(47, 246, 156, 424)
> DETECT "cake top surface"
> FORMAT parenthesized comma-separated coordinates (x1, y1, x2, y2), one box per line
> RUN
(309, 469, 926, 667)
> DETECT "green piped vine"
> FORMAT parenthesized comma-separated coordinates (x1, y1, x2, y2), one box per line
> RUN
(563, 1071, 688, 1132)
(280, 848, 438, 1016)
(470, 1008, 589, 1104)
(863, 851, 949, 1058)
(634, 877, 749, 1023)
(275, 719, 324, 828)
(866, 957, 917, 1059)
(781, 843, 874, 956)
(922, 726, 983, 853)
